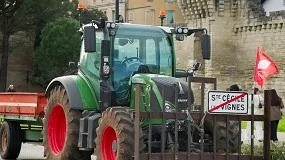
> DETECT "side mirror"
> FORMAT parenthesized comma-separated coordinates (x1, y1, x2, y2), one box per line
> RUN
(201, 34, 211, 60)
(84, 26, 96, 52)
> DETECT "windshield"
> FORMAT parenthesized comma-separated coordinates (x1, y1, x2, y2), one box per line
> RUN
(112, 24, 173, 86)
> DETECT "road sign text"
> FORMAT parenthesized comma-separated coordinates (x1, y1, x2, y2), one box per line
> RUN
(208, 91, 248, 114)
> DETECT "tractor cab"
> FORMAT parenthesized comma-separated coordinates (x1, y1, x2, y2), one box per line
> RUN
(80, 20, 210, 111)
(111, 24, 175, 105)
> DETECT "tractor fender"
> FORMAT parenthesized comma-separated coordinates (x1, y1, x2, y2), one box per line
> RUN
(45, 75, 98, 110)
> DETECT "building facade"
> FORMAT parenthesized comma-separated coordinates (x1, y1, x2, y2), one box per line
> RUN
(92, 0, 117, 21)
(91, 0, 185, 26)
(126, 0, 185, 26)
(91, 0, 126, 22)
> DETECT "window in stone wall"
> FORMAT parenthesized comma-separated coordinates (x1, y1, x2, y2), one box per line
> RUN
(147, 0, 153, 2)
(112, 10, 115, 21)
(166, 10, 175, 25)
(165, 0, 177, 2)
(128, 12, 134, 22)
(145, 9, 155, 25)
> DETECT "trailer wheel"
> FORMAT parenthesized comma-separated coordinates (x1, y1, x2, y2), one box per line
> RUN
(0, 121, 22, 159)
(95, 107, 144, 160)
(43, 86, 91, 160)
(205, 121, 239, 153)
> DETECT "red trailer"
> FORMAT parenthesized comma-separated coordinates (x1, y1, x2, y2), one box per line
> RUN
(0, 92, 46, 159)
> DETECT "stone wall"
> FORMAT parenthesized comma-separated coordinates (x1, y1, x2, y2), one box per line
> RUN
(175, 0, 285, 100)
(0, 32, 45, 92)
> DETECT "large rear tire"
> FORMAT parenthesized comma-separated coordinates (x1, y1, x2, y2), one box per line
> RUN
(0, 121, 22, 159)
(42, 86, 91, 160)
(205, 121, 239, 153)
(95, 107, 144, 160)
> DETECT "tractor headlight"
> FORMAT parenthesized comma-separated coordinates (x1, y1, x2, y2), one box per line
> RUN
(183, 28, 188, 34)
(110, 23, 116, 29)
(165, 103, 175, 112)
(176, 28, 183, 34)
(106, 22, 111, 28)
(176, 34, 184, 41)
(109, 30, 116, 36)
(106, 22, 116, 29)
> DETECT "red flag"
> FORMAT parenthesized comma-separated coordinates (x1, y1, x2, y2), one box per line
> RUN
(254, 47, 278, 87)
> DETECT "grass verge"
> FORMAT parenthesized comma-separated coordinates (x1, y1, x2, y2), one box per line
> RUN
(241, 142, 285, 160)
(241, 116, 285, 132)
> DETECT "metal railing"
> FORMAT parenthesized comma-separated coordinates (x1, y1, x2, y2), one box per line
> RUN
(134, 76, 271, 160)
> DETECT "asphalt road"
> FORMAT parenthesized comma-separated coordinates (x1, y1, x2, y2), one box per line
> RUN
(1, 131, 284, 160)
(0, 143, 96, 160)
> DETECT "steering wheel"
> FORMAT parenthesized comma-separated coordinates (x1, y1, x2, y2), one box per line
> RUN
(121, 57, 143, 72)
(121, 57, 142, 65)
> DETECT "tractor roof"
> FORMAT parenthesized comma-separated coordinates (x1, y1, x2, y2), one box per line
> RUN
(80, 22, 174, 34)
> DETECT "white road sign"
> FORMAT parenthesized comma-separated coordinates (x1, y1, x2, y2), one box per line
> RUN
(208, 91, 248, 114)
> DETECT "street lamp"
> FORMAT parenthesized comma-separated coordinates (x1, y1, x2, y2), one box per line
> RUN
(159, 10, 166, 26)
(115, 0, 119, 22)
(115, 0, 126, 23)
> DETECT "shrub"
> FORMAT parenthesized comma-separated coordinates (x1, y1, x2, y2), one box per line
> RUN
(241, 141, 285, 160)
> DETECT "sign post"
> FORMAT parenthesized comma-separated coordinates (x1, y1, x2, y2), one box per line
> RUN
(208, 91, 248, 114)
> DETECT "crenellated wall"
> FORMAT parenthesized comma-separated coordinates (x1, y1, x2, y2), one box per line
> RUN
(175, 0, 285, 98)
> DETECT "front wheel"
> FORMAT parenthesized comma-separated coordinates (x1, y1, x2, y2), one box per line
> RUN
(42, 86, 91, 160)
(205, 121, 239, 153)
(95, 107, 144, 160)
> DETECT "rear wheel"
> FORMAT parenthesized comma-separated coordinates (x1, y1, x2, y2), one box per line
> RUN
(205, 121, 239, 153)
(42, 86, 91, 160)
(0, 121, 22, 159)
(216, 121, 239, 153)
(95, 107, 144, 160)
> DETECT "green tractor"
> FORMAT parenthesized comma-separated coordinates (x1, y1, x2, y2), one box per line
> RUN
(42, 19, 238, 160)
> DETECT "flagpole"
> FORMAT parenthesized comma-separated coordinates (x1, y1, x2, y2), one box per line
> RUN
(250, 47, 260, 148)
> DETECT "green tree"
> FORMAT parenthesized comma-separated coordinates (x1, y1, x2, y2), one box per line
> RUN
(30, 17, 81, 87)
(78, 8, 108, 25)
(0, 0, 78, 91)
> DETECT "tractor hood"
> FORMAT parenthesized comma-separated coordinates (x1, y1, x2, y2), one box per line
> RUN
(131, 74, 194, 112)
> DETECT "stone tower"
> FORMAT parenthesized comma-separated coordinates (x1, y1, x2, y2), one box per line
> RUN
(175, 0, 285, 97)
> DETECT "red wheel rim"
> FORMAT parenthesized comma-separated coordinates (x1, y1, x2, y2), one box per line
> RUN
(48, 104, 66, 155)
(1, 129, 7, 153)
(101, 126, 117, 160)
